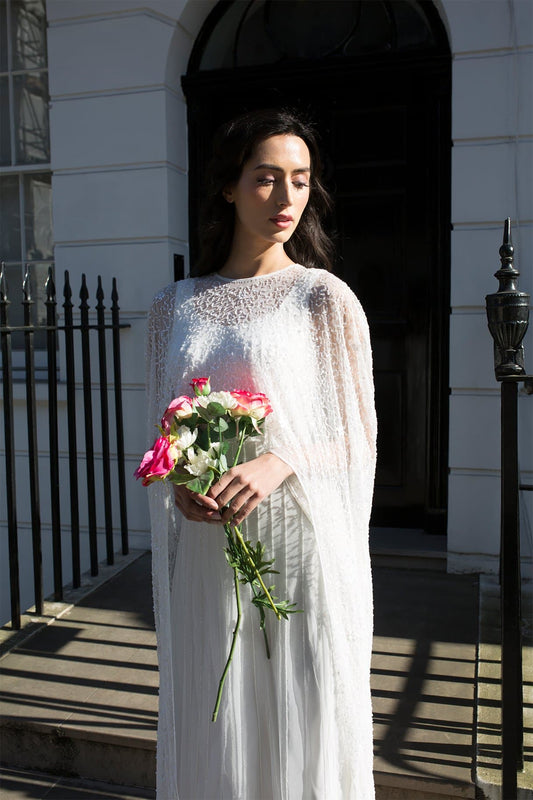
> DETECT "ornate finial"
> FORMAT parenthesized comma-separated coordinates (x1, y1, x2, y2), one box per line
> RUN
(80, 273, 89, 306)
(0, 262, 8, 304)
(45, 265, 56, 302)
(96, 275, 105, 310)
(486, 218, 530, 378)
(23, 266, 32, 303)
(63, 270, 72, 304)
(111, 277, 118, 304)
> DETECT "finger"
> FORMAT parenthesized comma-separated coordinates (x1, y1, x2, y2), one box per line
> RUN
(174, 489, 221, 523)
(174, 484, 219, 511)
(207, 471, 237, 503)
(219, 488, 253, 523)
(231, 495, 260, 526)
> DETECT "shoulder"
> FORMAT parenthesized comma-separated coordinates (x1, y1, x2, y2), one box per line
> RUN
(149, 277, 198, 317)
(302, 268, 363, 316)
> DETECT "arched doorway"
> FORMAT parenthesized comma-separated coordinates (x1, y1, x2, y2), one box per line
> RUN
(182, 0, 451, 533)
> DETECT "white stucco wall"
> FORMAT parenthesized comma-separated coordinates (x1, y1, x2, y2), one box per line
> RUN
(2, 0, 532, 622)
(440, 0, 533, 573)
(44, 0, 203, 570)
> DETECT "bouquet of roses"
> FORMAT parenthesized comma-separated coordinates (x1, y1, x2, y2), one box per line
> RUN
(135, 377, 298, 721)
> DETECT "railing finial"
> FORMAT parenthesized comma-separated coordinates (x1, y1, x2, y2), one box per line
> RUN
(486, 218, 530, 378)
(0, 261, 8, 304)
(23, 265, 32, 303)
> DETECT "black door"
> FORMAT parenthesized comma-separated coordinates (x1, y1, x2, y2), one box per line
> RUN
(182, 0, 451, 532)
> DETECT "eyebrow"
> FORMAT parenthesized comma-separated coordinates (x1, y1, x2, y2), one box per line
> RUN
(253, 163, 311, 174)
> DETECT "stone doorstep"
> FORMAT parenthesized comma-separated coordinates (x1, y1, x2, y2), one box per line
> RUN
(374, 770, 476, 799)
(0, 766, 156, 800)
(0, 718, 156, 789)
(475, 575, 533, 800)
(371, 551, 447, 571)
(0, 550, 150, 660)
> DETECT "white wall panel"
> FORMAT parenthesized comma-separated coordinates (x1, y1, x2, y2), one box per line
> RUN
(449, 312, 496, 389)
(165, 92, 188, 171)
(451, 224, 533, 307)
(449, 392, 533, 471)
(452, 141, 518, 223)
(52, 167, 185, 243)
(441, 0, 531, 53)
(447, 471, 500, 556)
(46, 1, 185, 24)
(449, 393, 500, 470)
(50, 90, 168, 169)
(453, 52, 533, 140)
(52, 241, 175, 313)
(48, 13, 176, 96)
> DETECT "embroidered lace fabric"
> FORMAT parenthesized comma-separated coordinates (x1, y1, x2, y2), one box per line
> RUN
(146, 264, 377, 799)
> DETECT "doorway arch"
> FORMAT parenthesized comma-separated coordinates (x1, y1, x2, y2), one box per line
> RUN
(182, 0, 451, 533)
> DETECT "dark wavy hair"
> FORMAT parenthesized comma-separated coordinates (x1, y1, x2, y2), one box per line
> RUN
(193, 108, 334, 276)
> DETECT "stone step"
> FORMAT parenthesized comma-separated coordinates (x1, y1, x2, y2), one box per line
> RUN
(1, 553, 486, 799)
(370, 528, 447, 571)
(0, 766, 155, 799)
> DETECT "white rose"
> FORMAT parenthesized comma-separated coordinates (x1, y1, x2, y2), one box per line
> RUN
(195, 391, 237, 411)
(184, 447, 216, 476)
(173, 426, 197, 451)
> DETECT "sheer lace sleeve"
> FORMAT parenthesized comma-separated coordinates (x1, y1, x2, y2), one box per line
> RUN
(146, 283, 178, 440)
(309, 273, 377, 472)
(145, 282, 180, 800)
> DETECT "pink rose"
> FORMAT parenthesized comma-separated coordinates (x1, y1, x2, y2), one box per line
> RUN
(161, 395, 194, 433)
(229, 390, 273, 421)
(134, 436, 179, 486)
(190, 377, 211, 397)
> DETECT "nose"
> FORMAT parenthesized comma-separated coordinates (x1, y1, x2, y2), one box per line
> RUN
(277, 180, 293, 207)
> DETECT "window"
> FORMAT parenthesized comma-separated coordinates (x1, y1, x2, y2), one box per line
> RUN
(191, 0, 443, 72)
(0, 0, 52, 355)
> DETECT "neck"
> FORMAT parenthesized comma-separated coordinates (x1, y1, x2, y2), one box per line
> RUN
(219, 238, 294, 279)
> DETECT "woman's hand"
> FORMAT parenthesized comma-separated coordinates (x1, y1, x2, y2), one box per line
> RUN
(173, 483, 221, 524)
(207, 453, 294, 526)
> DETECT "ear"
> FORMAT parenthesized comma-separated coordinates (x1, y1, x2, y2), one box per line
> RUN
(223, 187, 234, 203)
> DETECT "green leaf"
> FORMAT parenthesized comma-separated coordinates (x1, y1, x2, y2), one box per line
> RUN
(167, 472, 195, 485)
(215, 416, 229, 433)
(195, 427, 210, 451)
(198, 406, 211, 422)
(225, 419, 237, 439)
(207, 401, 226, 416)
(186, 471, 215, 495)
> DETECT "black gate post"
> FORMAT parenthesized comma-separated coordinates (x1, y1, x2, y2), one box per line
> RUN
(0, 264, 20, 629)
(23, 268, 43, 615)
(485, 218, 531, 797)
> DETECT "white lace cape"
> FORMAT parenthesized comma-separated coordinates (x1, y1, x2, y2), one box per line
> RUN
(145, 265, 377, 798)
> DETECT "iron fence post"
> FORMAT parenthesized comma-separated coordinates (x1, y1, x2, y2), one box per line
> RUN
(45, 268, 62, 600)
(80, 274, 98, 576)
(0, 264, 20, 629)
(485, 217, 530, 797)
(23, 268, 43, 615)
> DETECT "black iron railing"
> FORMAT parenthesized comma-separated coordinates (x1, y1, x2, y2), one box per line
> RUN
(485, 218, 532, 798)
(0, 264, 130, 630)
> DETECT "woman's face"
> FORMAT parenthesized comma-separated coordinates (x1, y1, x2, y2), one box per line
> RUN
(225, 134, 311, 249)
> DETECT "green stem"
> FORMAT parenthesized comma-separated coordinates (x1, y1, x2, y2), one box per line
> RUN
(212, 565, 242, 723)
(261, 618, 271, 659)
(232, 427, 246, 467)
(231, 524, 281, 620)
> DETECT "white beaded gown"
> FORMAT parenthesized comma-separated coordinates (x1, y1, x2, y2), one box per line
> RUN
(146, 264, 377, 800)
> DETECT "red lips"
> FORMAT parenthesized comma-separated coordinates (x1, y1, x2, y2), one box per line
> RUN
(270, 214, 293, 222)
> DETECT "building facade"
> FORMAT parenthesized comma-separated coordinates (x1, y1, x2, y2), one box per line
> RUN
(1, 0, 532, 620)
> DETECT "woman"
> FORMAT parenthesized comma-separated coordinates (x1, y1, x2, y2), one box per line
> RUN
(146, 109, 377, 799)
